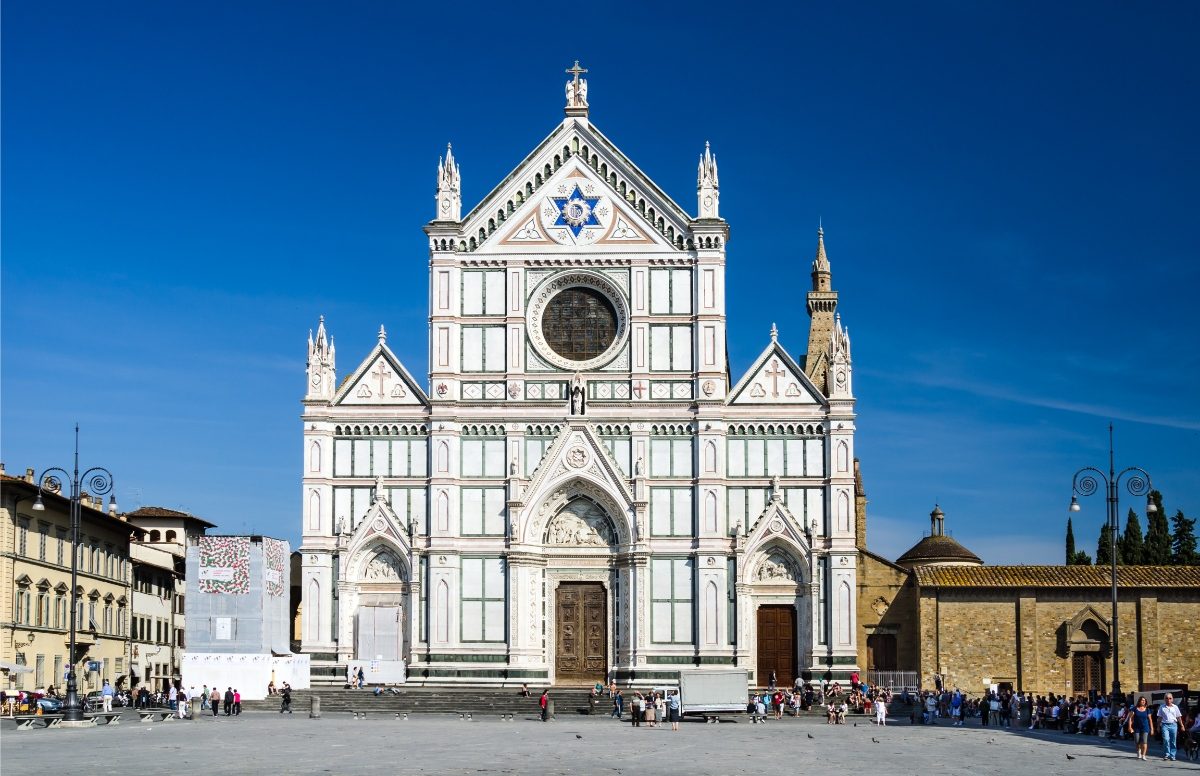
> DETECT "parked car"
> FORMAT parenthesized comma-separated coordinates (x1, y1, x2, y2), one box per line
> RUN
(83, 691, 104, 711)
(36, 696, 64, 713)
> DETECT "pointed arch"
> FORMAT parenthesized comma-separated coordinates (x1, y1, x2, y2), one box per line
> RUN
(435, 579, 450, 643)
(704, 490, 718, 533)
(704, 580, 719, 645)
(305, 578, 321, 642)
(309, 441, 322, 472)
(837, 491, 850, 532)
(836, 440, 849, 473)
(308, 490, 320, 531)
(437, 441, 449, 473)
(703, 440, 717, 473)
(838, 581, 852, 645)
(436, 490, 449, 532)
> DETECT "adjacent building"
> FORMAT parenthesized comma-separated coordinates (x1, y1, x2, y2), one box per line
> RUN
(125, 506, 214, 691)
(182, 534, 308, 698)
(858, 504, 1200, 695)
(299, 66, 860, 687)
(1, 466, 139, 693)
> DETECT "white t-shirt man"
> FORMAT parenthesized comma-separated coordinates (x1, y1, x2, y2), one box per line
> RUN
(875, 699, 888, 726)
(177, 686, 189, 718)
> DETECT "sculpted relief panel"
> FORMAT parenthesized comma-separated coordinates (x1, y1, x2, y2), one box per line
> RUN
(546, 498, 617, 547)
(755, 550, 802, 583)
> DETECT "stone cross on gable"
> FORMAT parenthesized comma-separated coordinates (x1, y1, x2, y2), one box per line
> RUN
(765, 359, 786, 398)
(372, 361, 393, 399)
(565, 60, 588, 111)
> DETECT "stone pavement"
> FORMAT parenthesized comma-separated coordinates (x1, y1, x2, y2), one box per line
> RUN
(1, 711, 1193, 775)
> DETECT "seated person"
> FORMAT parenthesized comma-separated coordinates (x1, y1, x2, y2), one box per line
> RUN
(827, 702, 838, 724)
(835, 702, 848, 724)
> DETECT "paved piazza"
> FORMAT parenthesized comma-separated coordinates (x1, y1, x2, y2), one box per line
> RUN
(1, 712, 1193, 774)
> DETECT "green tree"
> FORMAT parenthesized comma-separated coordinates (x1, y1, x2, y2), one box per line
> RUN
(1120, 508, 1144, 564)
(1069, 550, 1092, 565)
(1142, 491, 1172, 564)
(1096, 521, 1114, 565)
(1065, 517, 1077, 564)
(1170, 509, 1198, 565)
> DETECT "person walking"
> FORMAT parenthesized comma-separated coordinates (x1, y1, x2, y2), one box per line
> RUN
(280, 684, 293, 714)
(875, 695, 888, 726)
(210, 686, 221, 717)
(233, 689, 242, 716)
(357, 667, 365, 689)
(1159, 693, 1183, 761)
(177, 685, 189, 718)
(539, 689, 550, 722)
(667, 690, 681, 731)
(611, 688, 623, 720)
(201, 685, 210, 711)
(223, 687, 234, 716)
(1126, 696, 1155, 760)
(101, 680, 114, 713)
(631, 692, 643, 727)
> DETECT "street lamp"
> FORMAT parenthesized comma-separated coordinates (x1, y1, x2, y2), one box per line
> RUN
(1068, 423, 1154, 711)
(32, 424, 116, 723)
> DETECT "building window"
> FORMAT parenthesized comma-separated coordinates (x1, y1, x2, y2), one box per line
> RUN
(53, 655, 63, 687)
(15, 588, 30, 625)
(56, 529, 66, 564)
(17, 517, 29, 555)
(103, 604, 113, 634)
(54, 594, 66, 629)
(38, 523, 49, 560)
(36, 591, 49, 627)
(727, 437, 822, 477)
(149, 530, 161, 542)
(88, 600, 98, 631)
(461, 437, 505, 478)
(460, 488, 506, 536)
(461, 270, 504, 315)
(461, 325, 506, 372)
(118, 605, 127, 636)
(649, 269, 692, 314)
(115, 657, 123, 675)
(600, 435, 632, 477)
(650, 488, 693, 536)
(176, 628, 185, 648)
(651, 558, 693, 644)
(165, 531, 176, 543)
(524, 435, 555, 477)
(649, 325, 692, 371)
(649, 437, 692, 478)
(460, 557, 505, 642)
(333, 436, 428, 478)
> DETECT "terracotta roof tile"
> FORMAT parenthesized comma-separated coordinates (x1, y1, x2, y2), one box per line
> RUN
(914, 565, 1200, 589)
(896, 535, 982, 565)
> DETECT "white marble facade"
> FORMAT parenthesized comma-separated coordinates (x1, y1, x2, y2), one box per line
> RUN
(299, 66, 859, 686)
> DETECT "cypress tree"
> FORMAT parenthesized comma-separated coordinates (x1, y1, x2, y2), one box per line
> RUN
(1142, 491, 1172, 565)
(1170, 509, 1198, 565)
(1096, 521, 1113, 565)
(1120, 508, 1144, 564)
(1065, 517, 1077, 564)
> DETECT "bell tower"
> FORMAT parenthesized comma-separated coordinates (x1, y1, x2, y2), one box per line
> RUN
(804, 226, 839, 386)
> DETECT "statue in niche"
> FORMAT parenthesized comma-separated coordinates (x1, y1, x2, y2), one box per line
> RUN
(364, 550, 402, 581)
(570, 384, 585, 415)
(546, 499, 615, 546)
(335, 516, 346, 536)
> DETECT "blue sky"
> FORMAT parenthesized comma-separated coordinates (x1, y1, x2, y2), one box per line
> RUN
(3, 1, 1197, 564)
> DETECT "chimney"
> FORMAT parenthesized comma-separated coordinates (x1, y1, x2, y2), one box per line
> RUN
(0, 462, 6, 475)
(25, 467, 35, 483)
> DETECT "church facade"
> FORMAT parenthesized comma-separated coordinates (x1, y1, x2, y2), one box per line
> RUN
(298, 66, 859, 686)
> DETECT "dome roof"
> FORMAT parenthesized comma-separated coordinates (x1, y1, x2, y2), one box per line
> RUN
(895, 504, 983, 568)
(896, 534, 983, 567)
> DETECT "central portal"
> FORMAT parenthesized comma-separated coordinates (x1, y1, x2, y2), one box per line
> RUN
(756, 605, 796, 687)
(555, 582, 607, 685)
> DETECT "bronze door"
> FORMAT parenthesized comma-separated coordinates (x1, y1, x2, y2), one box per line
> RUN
(555, 583, 606, 684)
(757, 605, 796, 687)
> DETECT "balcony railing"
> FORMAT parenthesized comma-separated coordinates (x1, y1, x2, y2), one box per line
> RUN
(866, 670, 920, 692)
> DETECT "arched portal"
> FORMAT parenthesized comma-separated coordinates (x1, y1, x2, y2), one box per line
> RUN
(542, 497, 619, 685)
(349, 544, 409, 667)
(747, 545, 810, 688)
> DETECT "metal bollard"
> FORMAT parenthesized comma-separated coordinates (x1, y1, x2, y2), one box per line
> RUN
(310, 695, 321, 719)
(191, 697, 202, 720)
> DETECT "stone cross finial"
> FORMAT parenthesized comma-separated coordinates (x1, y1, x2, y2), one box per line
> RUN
(565, 60, 589, 116)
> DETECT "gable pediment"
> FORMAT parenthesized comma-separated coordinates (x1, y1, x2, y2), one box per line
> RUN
(334, 342, 428, 407)
(456, 119, 694, 254)
(744, 497, 812, 569)
(729, 341, 825, 406)
(345, 496, 411, 565)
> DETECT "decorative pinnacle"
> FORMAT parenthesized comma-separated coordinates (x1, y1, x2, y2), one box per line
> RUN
(770, 322, 778, 341)
(378, 325, 387, 344)
(812, 225, 830, 274)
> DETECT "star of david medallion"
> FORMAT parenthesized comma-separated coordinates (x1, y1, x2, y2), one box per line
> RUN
(552, 185, 602, 237)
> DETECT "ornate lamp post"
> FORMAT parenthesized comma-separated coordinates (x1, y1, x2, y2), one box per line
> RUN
(31, 424, 116, 723)
(1068, 423, 1154, 709)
